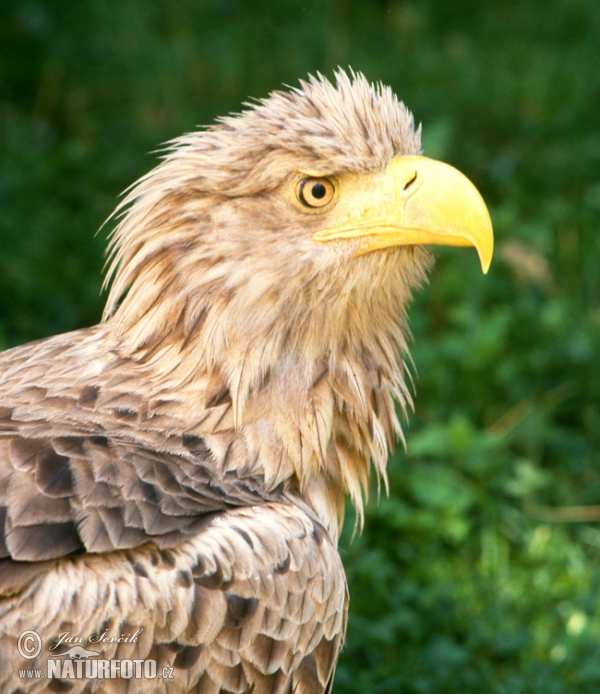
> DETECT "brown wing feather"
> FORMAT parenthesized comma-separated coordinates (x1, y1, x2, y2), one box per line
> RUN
(0, 328, 348, 692)
(0, 431, 280, 561)
(0, 327, 283, 562)
(0, 503, 347, 694)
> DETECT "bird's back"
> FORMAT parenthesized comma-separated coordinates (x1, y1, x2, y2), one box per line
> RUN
(0, 327, 347, 693)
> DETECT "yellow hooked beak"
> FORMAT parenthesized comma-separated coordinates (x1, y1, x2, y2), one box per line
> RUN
(313, 155, 494, 274)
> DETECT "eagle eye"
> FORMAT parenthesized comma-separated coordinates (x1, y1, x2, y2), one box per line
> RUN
(297, 177, 335, 209)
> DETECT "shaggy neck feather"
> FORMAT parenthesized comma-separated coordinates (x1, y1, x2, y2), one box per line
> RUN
(106, 220, 430, 537)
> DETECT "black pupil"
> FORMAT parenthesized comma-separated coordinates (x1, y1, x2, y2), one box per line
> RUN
(311, 182, 326, 199)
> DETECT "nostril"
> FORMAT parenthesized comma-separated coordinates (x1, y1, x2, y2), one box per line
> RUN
(403, 172, 418, 191)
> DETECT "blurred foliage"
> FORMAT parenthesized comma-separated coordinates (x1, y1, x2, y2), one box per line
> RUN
(1, 0, 600, 691)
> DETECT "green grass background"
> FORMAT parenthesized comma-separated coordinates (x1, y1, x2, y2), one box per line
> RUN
(1, 1, 600, 691)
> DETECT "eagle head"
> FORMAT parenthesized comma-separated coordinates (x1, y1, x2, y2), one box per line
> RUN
(101, 70, 493, 534)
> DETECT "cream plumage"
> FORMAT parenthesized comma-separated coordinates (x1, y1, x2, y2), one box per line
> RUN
(0, 71, 492, 693)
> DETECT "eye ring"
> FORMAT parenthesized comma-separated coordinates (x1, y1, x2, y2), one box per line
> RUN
(297, 177, 335, 208)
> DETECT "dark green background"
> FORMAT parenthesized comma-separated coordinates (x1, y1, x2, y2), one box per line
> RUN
(2, 1, 600, 692)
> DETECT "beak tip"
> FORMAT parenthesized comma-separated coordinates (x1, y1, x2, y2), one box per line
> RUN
(473, 213, 494, 275)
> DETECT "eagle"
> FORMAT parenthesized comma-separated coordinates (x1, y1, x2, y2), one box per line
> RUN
(0, 71, 493, 693)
